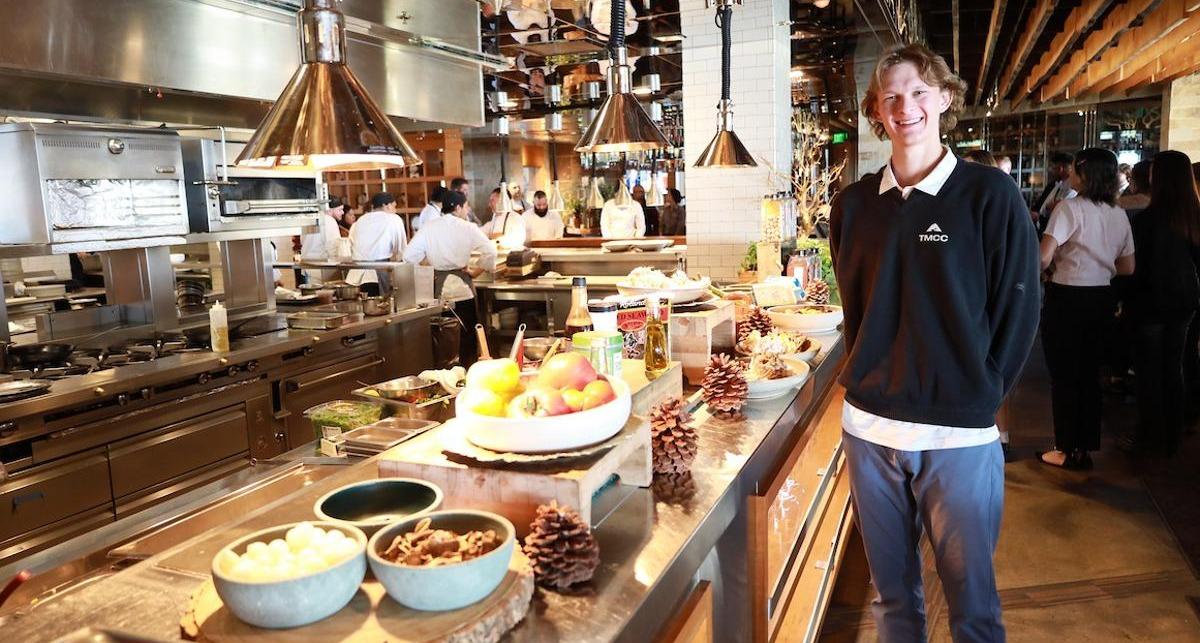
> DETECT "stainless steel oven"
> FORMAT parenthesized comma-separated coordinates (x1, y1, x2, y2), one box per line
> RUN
(0, 123, 189, 253)
(182, 138, 324, 234)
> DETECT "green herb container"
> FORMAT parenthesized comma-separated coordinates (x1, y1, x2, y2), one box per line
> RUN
(304, 400, 385, 444)
(571, 330, 623, 377)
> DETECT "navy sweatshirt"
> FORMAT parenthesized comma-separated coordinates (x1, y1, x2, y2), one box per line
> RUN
(829, 159, 1041, 428)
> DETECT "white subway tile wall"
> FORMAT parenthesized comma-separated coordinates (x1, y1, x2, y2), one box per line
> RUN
(681, 0, 791, 279)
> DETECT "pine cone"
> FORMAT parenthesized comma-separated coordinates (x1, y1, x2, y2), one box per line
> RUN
(737, 306, 774, 343)
(652, 471, 697, 504)
(701, 353, 748, 419)
(522, 501, 600, 590)
(806, 280, 831, 305)
(650, 396, 698, 474)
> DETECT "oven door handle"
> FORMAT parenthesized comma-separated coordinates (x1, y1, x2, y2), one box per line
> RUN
(12, 490, 45, 510)
(286, 358, 384, 393)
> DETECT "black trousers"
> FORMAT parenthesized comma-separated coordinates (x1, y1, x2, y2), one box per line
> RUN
(1136, 314, 1195, 453)
(455, 298, 479, 368)
(1042, 283, 1116, 452)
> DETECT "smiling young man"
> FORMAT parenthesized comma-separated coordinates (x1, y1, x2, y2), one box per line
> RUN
(828, 45, 1040, 642)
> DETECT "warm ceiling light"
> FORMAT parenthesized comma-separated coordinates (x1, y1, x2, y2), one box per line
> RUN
(236, 0, 420, 171)
(695, 0, 756, 168)
(576, 0, 670, 153)
(790, 69, 806, 80)
(655, 34, 686, 43)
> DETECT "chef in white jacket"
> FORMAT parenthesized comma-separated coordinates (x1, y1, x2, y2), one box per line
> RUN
(480, 187, 529, 246)
(522, 190, 565, 241)
(346, 193, 407, 297)
(299, 197, 348, 284)
(404, 190, 496, 365)
(600, 195, 646, 238)
(412, 186, 445, 233)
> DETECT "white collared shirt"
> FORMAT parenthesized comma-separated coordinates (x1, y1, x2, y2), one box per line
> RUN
(846, 146, 1000, 451)
(345, 210, 407, 286)
(403, 212, 496, 302)
(522, 210, 565, 241)
(600, 200, 646, 238)
(413, 202, 440, 232)
(299, 214, 348, 284)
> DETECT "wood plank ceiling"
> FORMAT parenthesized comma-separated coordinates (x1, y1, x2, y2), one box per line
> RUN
(921, 0, 1200, 111)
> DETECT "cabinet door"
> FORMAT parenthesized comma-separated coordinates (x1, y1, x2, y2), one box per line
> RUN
(108, 407, 248, 501)
(0, 447, 111, 543)
(656, 581, 713, 643)
(279, 353, 384, 448)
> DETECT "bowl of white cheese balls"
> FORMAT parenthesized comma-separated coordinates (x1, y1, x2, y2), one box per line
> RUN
(211, 521, 367, 628)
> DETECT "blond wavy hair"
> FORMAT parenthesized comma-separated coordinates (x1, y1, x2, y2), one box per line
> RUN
(862, 44, 967, 140)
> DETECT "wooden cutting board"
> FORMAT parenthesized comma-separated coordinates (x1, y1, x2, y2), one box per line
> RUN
(182, 551, 534, 643)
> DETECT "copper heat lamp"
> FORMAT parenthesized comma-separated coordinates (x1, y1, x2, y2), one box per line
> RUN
(694, 0, 756, 168)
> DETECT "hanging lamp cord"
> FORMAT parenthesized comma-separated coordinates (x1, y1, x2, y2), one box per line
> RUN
(610, 0, 626, 53)
(716, 3, 732, 103)
(549, 139, 558, 181)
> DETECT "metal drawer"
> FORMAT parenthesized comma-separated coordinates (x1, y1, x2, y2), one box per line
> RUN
(108, 408, 248, 500)
(0, 447, 112, 543)
(279, 353, 384, 449)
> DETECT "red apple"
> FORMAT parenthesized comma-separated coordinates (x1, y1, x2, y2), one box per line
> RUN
(580, 379, 617, 410)
(561, 388, 586, 413)
(535, 352, 597, 391)
(507, 387, 571, 417)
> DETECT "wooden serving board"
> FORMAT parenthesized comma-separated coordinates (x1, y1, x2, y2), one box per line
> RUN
(182, 551, 534, 643)
(670, 299, 736, 385)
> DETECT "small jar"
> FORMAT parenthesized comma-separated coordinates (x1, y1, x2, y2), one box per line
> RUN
(588, 299, 619, 332)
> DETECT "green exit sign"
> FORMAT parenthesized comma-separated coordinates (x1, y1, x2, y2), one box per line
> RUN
(831, 131, 848, 144)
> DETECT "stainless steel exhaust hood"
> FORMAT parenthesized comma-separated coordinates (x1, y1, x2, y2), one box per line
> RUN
(0, 0, 497, 130)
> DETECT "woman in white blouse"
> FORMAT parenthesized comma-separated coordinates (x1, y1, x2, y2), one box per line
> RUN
(1038, 148, 1135, 470)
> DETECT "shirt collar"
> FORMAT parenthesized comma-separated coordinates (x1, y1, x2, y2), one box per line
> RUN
(878, 146, 958, 198)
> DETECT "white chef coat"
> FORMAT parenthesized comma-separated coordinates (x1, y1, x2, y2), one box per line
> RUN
(481, 211, 529, 247)
(600, 200, 646, 238)
(403, 212, 496, 303)
(346, 210, 408, 286)
(413, 201, 441, 233)
(522, 210, 565, 241)
(299, 214, 346, 284)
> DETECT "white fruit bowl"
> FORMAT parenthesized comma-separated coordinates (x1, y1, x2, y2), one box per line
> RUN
(746, 358, 812, 400)
(456, 378, 632, 454)
(767, 304, 844, 334)
(615, 282, 709, 304)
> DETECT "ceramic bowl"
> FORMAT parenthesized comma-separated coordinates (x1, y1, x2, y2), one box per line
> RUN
(746, 357, 812, 400)
(367, 510, 516, 611)
(314, 478, 443, 536)
(457, 377, 632, 454)
(766, 304, 844, 334)
(614, 282, 709, 304)
(211, 521, 367, 629)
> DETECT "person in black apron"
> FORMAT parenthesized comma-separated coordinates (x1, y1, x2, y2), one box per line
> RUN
(403, 190, 497, 366)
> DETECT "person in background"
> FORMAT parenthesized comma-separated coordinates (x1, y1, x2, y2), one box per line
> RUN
(600, 187, 646, 238)
(632, 184, 659, 236)
(1126, 150, 1200, 455)
(965, 148, 997, 166)
(299, 197, 347, 285)
(403, 190, 496, 366)
(660, 188, 686, 236)
(346, 192, 408, 297)
(522, 190, 565, 241)
(413, 186, 446, 233)
(508, 183, 529, 215)
(481, 187, 529, 244)
(996, 155, 1014, 177)
(1039, 148, 1135, 470)
(1118, 160, 1152, 219)
(830, 43, 1039, 642)
(1118, 163, 1133, 195)
(449, 177, 480, 225)
(1033, 152, 1076, 234)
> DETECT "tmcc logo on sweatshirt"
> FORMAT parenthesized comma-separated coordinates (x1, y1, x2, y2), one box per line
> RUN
(919, 223, 949, 243)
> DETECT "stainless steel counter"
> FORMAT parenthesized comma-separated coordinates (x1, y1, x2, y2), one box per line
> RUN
(0, 332, 845, 642)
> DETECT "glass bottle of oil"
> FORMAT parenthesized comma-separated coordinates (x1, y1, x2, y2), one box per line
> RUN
(565, 277, 594, 338)
(644, 294, 670, 379)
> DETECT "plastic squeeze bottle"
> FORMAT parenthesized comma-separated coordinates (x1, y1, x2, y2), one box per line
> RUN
(209, 302, 230, 353)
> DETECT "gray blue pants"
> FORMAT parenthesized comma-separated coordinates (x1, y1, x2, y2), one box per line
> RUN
(842, 432, 1006, 643)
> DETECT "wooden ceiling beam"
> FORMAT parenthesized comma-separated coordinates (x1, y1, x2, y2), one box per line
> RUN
(1084, 9, 1200, 95)
(974, 0, 1009, 104)
(1106, 33, 1200, 94)
(1068, 0, 1196, 97)
(997, 0, 1056, 99)
(1038, 0, 1163, 103)
(1013, 0, 1117, 108)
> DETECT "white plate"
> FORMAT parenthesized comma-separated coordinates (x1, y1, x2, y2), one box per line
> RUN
(616, 282, 710, 304)
(627, 239, 674, 251)
(458, 378, 632, 454)
(767, 304, 843, 333)
(746, 358, 811, 399)
(601, 241, 635, 252)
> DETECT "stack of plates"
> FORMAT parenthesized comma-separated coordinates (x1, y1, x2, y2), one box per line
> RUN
(340, 418, 439, 457)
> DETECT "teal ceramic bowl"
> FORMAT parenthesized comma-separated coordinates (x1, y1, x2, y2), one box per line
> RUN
(211, 521, 367, 629)
(314, 478, 443, 536)
(367, 510, 515, 611)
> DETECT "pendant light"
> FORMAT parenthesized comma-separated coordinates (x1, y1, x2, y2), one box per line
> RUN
(547, 139, 566, 214)
(612, 152, 635, 206)
(586, 154, 606, 210)
(496, 116, 516, 216)
(236, 0, 420, 171)
(575, 0, 669, 153)
(645, 151, 664, 207)
(695, 0, 757, 168)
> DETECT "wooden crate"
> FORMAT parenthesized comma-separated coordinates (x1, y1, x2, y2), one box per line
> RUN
(670, 299, 736, 385)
